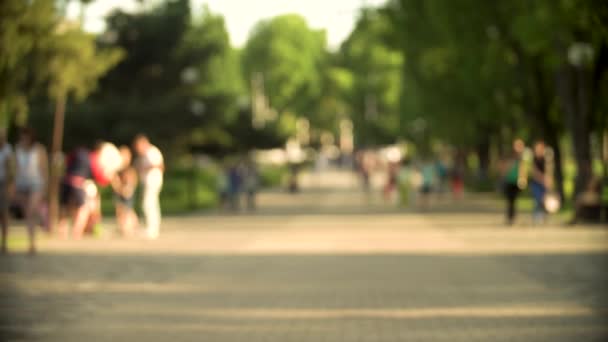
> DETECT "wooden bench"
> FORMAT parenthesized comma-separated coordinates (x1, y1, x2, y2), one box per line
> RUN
(577, 204, 608, 223)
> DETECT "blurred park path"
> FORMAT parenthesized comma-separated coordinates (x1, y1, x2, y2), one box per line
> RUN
(1, 169, 607, 341)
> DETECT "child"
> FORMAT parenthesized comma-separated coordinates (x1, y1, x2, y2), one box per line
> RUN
(58, 142, 121, 239)
(112, 146, 138, 237)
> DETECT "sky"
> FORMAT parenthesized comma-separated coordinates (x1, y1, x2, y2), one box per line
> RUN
(67, 0, 387, 49)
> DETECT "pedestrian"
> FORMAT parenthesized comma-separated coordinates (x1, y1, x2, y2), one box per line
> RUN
(530, 140, 548, 224)
(134, 134, 164, 240)
(384, 161, 398, 202)
(216, 163, 229, 210)
(409, 164, 423, 208)
(287, 163, 299, 194)
(419, 160, 435, 210)
(450, 150, 465, 200)
(0, 129, 14, 254)
(58, 142, 121, 239)
(314, 150, 328, 187)
(243, 158, 259, 210)
(360, 152, 372, 194)
(227, 162, 242, 210)
(112, 146, 138, 236)
(501, 139, 526, 226)
(397, 158, 415, 207)
(82, 181, 102, 236)
(14, 128, 47, 254)
(435, 158, 448, 195)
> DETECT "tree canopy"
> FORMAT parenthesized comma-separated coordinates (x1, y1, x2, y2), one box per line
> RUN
(3, 0, 607, 200)
(242, 14, 327, 124)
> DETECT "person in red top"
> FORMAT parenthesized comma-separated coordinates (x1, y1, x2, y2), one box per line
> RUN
(57, 142, 120, 239)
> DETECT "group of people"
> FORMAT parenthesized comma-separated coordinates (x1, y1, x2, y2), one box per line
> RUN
(356, 150, 464, 209)
(500, 139, 557, 225)
(217, 159, 259, 211)
(396, 158, 463, 209)
(355, 140, 600, 226)
(501, 138, 603, 226)
(0, 129, 164, 255)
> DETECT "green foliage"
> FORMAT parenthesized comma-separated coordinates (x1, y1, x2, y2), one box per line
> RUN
(380, 0, 608, 200)
(338, 10, 403, 146)
(97, 163, 288, 215)
(182, 6, 244, 123)
(242, 14, 327, 120)
(0, 0, 122, 146)
(0, 0, 56, 126)
(6, 0, 606, 207)
(28, 1, 246, 154)
(383, 1, 506, 148)
(99, 165, 219, 215)
(259, 164, 288, 188)
(44, 29, 124, 103)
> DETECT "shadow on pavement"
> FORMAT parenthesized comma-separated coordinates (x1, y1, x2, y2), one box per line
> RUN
(1, 251, 607, 341)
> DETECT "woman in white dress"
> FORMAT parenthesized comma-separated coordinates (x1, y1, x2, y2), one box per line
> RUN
(15, 128, 48, 255)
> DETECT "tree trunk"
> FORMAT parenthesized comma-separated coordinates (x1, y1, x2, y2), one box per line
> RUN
(0, 99, 8, 128)
(476, 134, 490, 180)
(545, 131, 565, 200)
(557, 64, 593, 198)
(48, 95, 66, 233)
(189, 161, 198, 209)
(530, 61, 566, 200)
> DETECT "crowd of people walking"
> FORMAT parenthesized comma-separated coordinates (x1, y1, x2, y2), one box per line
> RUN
(1, 128, 602, 255)
(0, 129, 164, 255)
(355, 150, 463, 210)
(356, 139, 603, 226)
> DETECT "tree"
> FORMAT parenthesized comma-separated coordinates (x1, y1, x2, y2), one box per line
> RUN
(242, 15, 326, 126)
(338, 9, 402, 147)
(51, 1, 247, 155)
(1, 0, 123, 230)
(484, 0, 606, 197)
(43, 26, 123, 231)
(0, 0, 56, 127)
(180, 6, 245, 149)
(382, 0, 515, 171)
(314, 65, 355, 136)
(380, 0, 608, 201)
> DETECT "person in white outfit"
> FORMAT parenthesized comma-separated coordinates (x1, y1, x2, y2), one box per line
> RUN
(15, 128, 47, 255)
(0, 129, 14, 254)
(134, 135, 163, 239)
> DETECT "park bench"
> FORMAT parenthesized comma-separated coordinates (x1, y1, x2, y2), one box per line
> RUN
(577, 204, 608, 223)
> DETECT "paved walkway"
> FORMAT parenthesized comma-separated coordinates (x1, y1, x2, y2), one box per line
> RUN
(1, 170, 607, 341)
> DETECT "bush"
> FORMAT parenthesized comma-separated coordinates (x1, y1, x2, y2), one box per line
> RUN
(466, 175, 499, 193)
(259, 164, 288, 188)
(100, 166, 219, 216)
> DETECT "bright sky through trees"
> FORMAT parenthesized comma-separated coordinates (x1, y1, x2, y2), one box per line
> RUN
(67, 0, 387, 48)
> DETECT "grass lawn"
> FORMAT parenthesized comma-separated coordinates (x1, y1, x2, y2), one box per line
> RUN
(4, 234, 29, 251)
